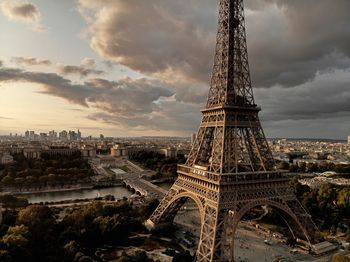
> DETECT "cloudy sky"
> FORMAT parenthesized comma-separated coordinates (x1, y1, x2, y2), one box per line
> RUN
(0, 0, 349, 139)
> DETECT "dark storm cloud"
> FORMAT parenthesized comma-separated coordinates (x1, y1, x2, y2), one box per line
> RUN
(11, 56, 105, 78)
(78, 0, 216, 86)
(261, 114, 350, 140)
(0, 66, 92, 106)
(245, 0, 350, 87)
(80, 0, 350, 87)
(78, 0, 350, 89)
(86, 77, 174, 116)
(0, 63, 203, 134)
(256, 68, 350, 122)
(76, 0, 350, 138)
(0, 66, 174, 118)
(87, 101, 201, 133)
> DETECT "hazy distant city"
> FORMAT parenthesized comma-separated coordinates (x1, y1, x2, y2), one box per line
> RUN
(1, 129, 350, 261)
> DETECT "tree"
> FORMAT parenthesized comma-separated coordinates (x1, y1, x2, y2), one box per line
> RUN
(18, 205, 54, 229)
(277, 161, 290, 170)
(307, 162, 319, 173)
(64, 240, 79, 256)
(137, 198, 159, 219)
(298, 162, 306, 173)
(2, 225, 30, 248)
(17, 205, 62, 261)
(116, 251, 154, 262)
(289, 177, 310, 198)
(317, 184, 335, 208)
(301, 191, 319, 218)
(289, 164, 299, 172)
(64, 241, 80, 261)
(338, 188, 350, 208)
(332, 254, 350, 262)
(73, 252, 94, 262)
(0, 194, 28, 208)
(0, 250, 12, 262)
(1, 224, 32, 261)
(132, 251, 152, 262)
(173, 250, 194, 262)
(1, 176, 13, 185)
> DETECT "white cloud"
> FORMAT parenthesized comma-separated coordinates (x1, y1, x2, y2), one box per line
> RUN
(0, 0, 47, 31)
(80, 58, 96, 68)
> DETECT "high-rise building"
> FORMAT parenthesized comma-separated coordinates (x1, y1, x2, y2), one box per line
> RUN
(29, 131, 35, 140)
(49, 130, 57, 140)
(40, 133, 48, 140)
(68, 130, 77, 140)
(348, 135, 350, 144)
(77, 129, 82, 140)
(59, 130, 68, 140)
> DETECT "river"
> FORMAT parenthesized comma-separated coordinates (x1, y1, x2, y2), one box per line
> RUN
(22, 169, 173, 204)
(24, 186, 131, 204)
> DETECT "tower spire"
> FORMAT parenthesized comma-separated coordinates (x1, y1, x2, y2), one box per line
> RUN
(207, 0, 254, 108)
(184, 0, 271, 174)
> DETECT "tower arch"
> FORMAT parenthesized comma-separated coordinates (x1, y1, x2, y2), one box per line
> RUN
(146, 188, 205, 229)
(230, 198, 311, 242)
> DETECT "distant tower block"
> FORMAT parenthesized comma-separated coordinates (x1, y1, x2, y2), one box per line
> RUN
(146, 0, 323, 261)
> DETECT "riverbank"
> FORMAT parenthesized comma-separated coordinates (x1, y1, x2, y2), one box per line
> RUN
(2, 184, 94, 195)
(0, 170, 168, 204)
(1, 180, 124, 195)
(41, 197, 118, 207)
(3, 185, 132, 204)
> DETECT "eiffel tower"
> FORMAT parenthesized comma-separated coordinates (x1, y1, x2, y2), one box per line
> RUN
(146, 0, 321, 261)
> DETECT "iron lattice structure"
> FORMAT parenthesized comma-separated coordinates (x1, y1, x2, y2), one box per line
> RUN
(146, 0, 321, 261)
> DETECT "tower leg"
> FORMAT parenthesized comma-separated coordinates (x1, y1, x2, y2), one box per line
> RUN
(197, 205, 228, 262)
(147, 186, 186, 228)
(285, 198, 322, 243)
(146, 179, 207, 231)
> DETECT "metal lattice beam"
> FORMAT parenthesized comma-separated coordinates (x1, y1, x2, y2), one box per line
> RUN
(146, 0, 322, 261)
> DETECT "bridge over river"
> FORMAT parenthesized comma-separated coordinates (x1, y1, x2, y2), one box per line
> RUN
(91, 161, 167, 201)
(122, 174, 167, 201)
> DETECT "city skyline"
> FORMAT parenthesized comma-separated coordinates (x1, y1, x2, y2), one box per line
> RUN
(1, 128, 349, 141)
(1, 0, 350, 139)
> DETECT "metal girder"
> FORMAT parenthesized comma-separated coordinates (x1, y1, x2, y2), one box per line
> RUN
(186, 0, 274, 174)
(147, 0, 321, 261)
(207, 0, 254, 108)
